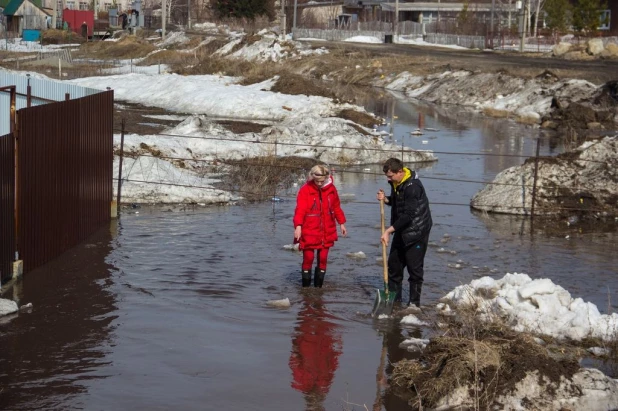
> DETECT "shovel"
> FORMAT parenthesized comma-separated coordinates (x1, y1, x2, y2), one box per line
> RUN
(372, 199, 396, 317)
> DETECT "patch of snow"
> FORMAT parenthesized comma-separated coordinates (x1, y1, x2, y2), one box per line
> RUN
(440, 272, 618, 341)
(401, 314, 429, 326)
(343, 36, 382, 44)
(0, 299, 19, 316)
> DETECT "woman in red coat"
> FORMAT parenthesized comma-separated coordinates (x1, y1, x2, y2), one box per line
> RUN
(293, 165, 347, 288)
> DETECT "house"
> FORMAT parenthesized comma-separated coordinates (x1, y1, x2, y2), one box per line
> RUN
(2, 0, 51, 34)
(344, 0, 518, 25)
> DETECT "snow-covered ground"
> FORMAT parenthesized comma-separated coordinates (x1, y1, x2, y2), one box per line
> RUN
(436, 272, 618, 341)
(0, 38, 80, 52)
(67, 71, 435, 204)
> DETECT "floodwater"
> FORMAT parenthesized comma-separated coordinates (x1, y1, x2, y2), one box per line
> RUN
(1, 93, 617, 411)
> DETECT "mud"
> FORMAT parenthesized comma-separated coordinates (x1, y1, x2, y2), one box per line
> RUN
(215, 120, 268, 134)
(271, 73, 335, 99)
(113, 102, 186, 135)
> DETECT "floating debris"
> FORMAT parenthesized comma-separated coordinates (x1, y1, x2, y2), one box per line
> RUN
(346, 251, 367, 259)
(399, 337, 430, 352)
(266, 298, 291, 308)
(588, 347, 609, 357)
(410, 129, 424, 136)
(425, 127, 440, 131)
(401, 314, 429, 326)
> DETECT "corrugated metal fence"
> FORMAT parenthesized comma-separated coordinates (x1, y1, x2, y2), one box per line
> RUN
(0, 132, 15, 283)
(17, 91, 114, 273)
(0, 71, 101, 135)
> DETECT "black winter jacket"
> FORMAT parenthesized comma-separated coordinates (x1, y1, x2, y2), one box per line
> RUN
(386, 169, 432, 247)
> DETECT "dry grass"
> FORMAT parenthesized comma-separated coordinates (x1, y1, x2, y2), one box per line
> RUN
(76, 36, 156, 59)
(391, 304, 580, 409)
(270, 72, 334, 98)
(516, 114, 541, 125)
(137, 49, 193, 66)
(483, 107, 511, 118)
(218, 156, 320, 202)
(41, 29, 86, 45)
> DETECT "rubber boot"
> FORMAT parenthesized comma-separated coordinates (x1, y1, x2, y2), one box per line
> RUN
(301, 269, 312, 287)
(388, 280, 403, 303)
(314, 269, 326, 288)
(408, 282, 422, 307)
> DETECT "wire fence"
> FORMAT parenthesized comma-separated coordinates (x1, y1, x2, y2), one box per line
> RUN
(112, 122, 616, 217)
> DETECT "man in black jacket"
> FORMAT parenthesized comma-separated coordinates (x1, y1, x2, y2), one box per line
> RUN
(376, 158, 432, 308)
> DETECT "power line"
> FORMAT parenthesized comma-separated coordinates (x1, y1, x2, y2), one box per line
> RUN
(121, 152, 615, 194)
(114, 127, 613, 164)
(113, 178, 611, 214)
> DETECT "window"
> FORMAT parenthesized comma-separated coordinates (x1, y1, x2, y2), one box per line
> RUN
(66, 0, 75, 9)
(599, 10, 610, 31)
(79, 2, 88, 10)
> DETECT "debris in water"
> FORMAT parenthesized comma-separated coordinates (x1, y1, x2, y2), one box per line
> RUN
(283, 243, 300, 251)
(266, 298, 290, 308)
(346, 251, 366, 259)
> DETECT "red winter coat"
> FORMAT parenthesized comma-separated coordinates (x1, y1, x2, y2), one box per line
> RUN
(293, 176, 346, 250)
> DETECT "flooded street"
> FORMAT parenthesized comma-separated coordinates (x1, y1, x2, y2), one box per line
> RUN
(1, 94, 617, 410)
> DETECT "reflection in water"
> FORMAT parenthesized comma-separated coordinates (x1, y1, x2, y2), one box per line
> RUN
(0, 223, 117, 410)
(289, 294, 342, 411)
(376, 321, 421, 411)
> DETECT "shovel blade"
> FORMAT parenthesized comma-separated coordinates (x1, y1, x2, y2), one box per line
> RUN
(372, 288, 396, 317)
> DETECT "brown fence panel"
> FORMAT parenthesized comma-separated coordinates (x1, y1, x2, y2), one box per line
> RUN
(17, 91, 113, 273)
(0, 133, 15, 283)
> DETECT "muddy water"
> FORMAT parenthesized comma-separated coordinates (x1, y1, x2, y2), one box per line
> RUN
(1, 95, 617, 411)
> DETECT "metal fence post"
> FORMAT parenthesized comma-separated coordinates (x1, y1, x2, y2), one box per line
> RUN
(530, 137, 541, 219)
(117, 118, 126, 213)
(26, 74, 31, 107)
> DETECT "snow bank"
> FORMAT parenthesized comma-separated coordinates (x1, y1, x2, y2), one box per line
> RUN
(438, 272, 618, 341)
(379, 69, 600, 121)
(213, 30, 328, 62)
(471, 136, 618, 216)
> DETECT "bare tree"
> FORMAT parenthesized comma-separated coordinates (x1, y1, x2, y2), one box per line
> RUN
(533, 0, 546, 37)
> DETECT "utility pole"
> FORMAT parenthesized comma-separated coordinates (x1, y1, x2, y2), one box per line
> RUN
(280, 0, 286, 40)
(490, 0, 495, 48)
(394, 0, 399, 42)
(52, 0, 57, 29)
(162, 0, 166, 39)
(293, 0, 297, 31)
(518, 0, 526, 52)
(187, 0, 191, 29)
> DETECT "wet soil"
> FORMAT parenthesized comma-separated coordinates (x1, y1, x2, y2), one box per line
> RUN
(271, 73, 335, 99)
(113, 102, 186, 135)
(316, 41, 618, 85)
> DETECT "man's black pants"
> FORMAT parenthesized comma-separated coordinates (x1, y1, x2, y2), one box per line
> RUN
(387, 232, 430, 299)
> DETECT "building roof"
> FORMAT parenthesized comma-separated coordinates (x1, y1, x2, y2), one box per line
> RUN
(2, 0, 43, 15)
(380, 2, 516, 12)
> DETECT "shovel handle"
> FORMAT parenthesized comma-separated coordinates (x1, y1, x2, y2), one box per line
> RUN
(380, 199, 388, 287)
